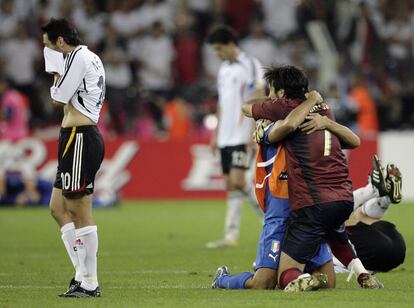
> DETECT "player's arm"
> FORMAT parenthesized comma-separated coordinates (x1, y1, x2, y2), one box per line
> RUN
(299, 113, 360, 149)
(267, 91, 323, 143)
(210, 105, 220, 152)
(242, 97, 269, 118)
(50, 52, 87, 105)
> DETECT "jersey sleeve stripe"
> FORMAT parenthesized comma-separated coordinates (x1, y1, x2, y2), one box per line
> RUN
(83, 78, 88, 92)
(62, 49, 76, 78)
(57, 47, 82, 88)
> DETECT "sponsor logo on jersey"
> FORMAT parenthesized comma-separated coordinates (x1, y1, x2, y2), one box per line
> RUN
(268, 253, 278, 263)
(279, 171, 288, 180)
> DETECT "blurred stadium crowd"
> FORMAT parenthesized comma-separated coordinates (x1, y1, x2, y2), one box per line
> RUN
(1, 0, 414, 141)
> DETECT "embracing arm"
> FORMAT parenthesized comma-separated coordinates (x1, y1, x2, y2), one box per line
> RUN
(242, 97, 269, 118)
(299, 113, 360, 149)
(267, 91, 323, 143)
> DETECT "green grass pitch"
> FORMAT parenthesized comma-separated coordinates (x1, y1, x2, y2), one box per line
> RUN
(0, 200, 413, 307)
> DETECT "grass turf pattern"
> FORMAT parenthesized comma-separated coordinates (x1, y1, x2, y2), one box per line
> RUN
(0, 200, 413, 307)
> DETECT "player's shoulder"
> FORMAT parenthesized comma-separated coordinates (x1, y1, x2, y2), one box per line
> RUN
(239, 51, 262, 67)
(75, 46, 100, 60)
(274, 98, 291, 107)
(67, 45, 88, 65)
(78, 46, 104, 68)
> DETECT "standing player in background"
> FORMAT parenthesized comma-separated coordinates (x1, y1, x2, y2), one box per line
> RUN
(41, 18, 105, 297)
(206, 25, 265, 249)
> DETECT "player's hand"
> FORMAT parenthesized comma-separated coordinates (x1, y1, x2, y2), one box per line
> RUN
(305, 90, 323, 105)
(253, 119, 273, 144)
(299, 113, 328, 134)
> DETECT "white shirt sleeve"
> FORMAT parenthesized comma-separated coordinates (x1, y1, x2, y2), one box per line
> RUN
(43, 47, 64, 75)
(253, 58, 265, 90)
(50, 50, 86, 104)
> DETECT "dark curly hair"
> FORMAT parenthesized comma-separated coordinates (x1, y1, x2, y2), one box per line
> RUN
(41, 18, 81, 46)
(264, 65, 309, 100)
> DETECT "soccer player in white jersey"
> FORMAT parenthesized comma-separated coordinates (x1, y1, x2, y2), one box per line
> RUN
(41, 18, 105, 297)
(206, 25, 265, 248)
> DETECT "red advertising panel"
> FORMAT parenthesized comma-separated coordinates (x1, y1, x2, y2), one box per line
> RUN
(0, 136, 376, 200)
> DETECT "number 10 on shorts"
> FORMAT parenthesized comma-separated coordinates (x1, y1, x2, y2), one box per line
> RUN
(61, 172, 71, 190)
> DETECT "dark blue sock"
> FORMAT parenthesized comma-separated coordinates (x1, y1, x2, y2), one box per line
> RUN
(217, 272, 253, 289)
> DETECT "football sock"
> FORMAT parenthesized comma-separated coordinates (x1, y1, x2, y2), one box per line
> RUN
(328, 238, 356, 268)
(347, 258, 368, 281)
(361, 196, 391, 219)
(75, 225, 99, 291)
(279, 268, 302, 289)
(216, 272, 253, 289)
(224, 191, 243, 241)
(353, 182, 376, 210)
(60, 222, 82, 281)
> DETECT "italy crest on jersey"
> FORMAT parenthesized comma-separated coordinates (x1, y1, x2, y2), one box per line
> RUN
(271, 240, 280, 254)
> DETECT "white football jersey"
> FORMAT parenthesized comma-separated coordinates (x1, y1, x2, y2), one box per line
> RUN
(50, 45, 105, 123)
(216, 51, 264, 148)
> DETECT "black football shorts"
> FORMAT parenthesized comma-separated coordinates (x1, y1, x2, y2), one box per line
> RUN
(54, 125, 104, 198)
(220, 144, 249, 174)
(283, 200, 354, 264)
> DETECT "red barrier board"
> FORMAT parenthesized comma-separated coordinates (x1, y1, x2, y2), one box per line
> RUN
(0, 136, 376, 200)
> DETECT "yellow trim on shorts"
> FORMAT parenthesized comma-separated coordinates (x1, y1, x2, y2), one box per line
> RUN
(62, 127, 76, 158)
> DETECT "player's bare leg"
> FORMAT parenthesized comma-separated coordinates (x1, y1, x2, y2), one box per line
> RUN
(50, 187, 71, 226)
(65, 194, 94, 227)
(61, 194, 100, 297)
(49, 187, 82, 288)
(244, 268, 277, 289)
